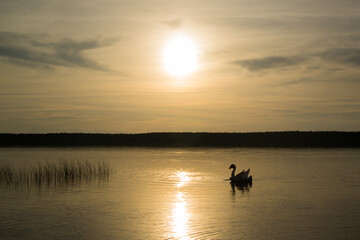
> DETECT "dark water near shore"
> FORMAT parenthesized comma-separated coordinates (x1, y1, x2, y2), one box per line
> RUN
(1, 148, 360, 239)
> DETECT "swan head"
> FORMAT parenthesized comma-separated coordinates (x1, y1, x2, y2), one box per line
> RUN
(229, 164, 236, 169)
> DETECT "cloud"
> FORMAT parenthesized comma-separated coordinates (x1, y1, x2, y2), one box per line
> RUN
(234, 48, 360, 73)
(162, 18, 182, 28)
(212, 15, 360, 35)
(0, 32, 115, 71)
(234, 56, 304, 71)
(320, 48, 360, 67)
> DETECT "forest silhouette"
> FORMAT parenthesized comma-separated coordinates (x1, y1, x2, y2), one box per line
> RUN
(1, 132, 359, 147)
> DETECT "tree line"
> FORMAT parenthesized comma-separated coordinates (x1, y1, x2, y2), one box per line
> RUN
(0, 132, 359, 147)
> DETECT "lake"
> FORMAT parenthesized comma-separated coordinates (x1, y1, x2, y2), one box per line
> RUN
(0, 147, 359, 239)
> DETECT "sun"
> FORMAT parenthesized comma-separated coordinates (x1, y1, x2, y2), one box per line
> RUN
(163, 34, 198, 77)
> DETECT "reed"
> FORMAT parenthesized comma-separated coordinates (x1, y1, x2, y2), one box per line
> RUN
(0, 160, 111, 187)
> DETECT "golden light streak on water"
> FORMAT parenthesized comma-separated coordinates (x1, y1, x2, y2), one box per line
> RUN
(175, 171, 191, 188)
(168, 171, 193, 239)
(171, 192, 189, 239)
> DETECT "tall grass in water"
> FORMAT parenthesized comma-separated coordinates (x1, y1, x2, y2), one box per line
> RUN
(0, 160, 111, 188)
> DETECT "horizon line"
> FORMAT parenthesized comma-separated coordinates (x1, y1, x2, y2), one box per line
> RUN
(1, 131, 360, 135)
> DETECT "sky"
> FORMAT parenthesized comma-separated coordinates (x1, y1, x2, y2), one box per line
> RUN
(0, 0, 359, 133)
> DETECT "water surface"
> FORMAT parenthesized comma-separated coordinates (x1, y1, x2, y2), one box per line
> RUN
(1, 147, 359, 239)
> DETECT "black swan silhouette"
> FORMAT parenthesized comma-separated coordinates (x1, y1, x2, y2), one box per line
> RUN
(229, 164, 252, 183)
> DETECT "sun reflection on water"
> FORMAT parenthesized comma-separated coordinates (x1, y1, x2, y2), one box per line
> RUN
(168, 171, 193, 239)
(171, 192, 189, 239)
(175, 170, 191, 188)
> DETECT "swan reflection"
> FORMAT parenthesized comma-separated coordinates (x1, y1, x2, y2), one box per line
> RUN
(171, 192, 189, 239)
(230, 182, 252, 193)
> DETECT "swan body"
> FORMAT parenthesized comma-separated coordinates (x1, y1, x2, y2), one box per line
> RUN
(229, 164, 252, 183)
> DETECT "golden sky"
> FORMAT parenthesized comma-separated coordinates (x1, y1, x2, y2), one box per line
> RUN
(1, 0, 359, 133)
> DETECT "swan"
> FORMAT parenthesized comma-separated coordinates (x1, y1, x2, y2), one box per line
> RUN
(229, 164, 252, 182)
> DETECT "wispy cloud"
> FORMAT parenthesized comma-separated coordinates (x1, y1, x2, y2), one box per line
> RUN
(320, 48, 360, 67)
(234, 56, 304, 71)
(272, 108, 360, 120)
(0, 32, 115, 71)
(162, 18, 182, 28)
(213, 15, 360, 34)
(233, 47, 360, 73)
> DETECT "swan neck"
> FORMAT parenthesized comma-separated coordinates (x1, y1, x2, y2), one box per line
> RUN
(231, 166, 236, 177)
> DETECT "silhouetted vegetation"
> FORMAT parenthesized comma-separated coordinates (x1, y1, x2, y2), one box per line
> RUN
(0, 160, 111, 188)
(0, 132, 359, 147)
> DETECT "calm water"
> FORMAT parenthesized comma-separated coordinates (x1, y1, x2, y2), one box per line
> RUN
(0, 147, 359, 240)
